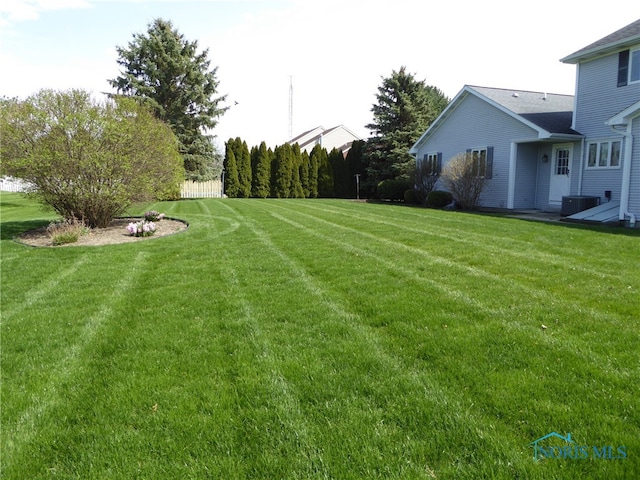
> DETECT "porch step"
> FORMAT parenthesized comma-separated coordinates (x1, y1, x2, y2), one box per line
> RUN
(566, 201, 619, 223)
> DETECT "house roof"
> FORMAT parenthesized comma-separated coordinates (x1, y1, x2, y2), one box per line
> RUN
(289, 125, 361, 152)
(561, 18, 640, 64)
(409, 85, 579, 154)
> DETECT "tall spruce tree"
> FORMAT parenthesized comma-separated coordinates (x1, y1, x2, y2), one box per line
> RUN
(365, 67, 448, 184)
(109, 18, 227, 181)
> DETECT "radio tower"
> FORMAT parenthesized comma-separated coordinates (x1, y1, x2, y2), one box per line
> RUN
(288, 75, 293, 140)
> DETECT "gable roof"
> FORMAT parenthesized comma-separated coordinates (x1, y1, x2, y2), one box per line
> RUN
(409, 85, 579, 154)
(289, 125, 361, 153)
(561, 18, 640, 64)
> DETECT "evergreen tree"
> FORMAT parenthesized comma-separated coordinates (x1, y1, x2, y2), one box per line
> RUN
(252, 142, 272, 198)
(316, 148, 334, 198)
(365, 66, 448, 184)
(290, 143, 305, 198)
(109, 18, 227, 181)
(273, 143, 294, 198)
(223, 147, 240, 197)
(328, 148, 349, 198)
(308, 144, 322, 198)
(300, 150, 311, 198)
(345, 140, 367, 198)
(227, 137, 251, 197)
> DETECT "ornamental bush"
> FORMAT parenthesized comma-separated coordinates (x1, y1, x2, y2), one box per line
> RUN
(427, 190, 454, 208)
(377, 179, 411, 201)
(0, 90, 183, 228)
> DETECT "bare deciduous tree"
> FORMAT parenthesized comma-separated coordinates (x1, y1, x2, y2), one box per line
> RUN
(440, 152, 486, 210)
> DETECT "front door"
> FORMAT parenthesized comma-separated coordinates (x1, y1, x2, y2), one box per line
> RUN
(549, 144, 573, 206)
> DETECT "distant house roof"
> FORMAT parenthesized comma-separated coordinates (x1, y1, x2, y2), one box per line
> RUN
(561, 18, 640, 64)
(289, 125, 362, 154)
(410, 85, 579, 154)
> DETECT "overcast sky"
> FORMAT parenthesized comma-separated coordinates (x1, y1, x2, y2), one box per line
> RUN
(2, 1, 639, 149)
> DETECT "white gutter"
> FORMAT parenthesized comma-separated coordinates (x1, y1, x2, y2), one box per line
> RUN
(614, 123, 635, 227)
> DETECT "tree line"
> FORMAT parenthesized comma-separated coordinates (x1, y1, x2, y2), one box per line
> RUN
(223, 138, 366, 199)
(1, 17, 452, 230)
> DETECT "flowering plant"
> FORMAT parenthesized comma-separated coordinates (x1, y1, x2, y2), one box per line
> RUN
(144, 210, 165, 222)
(126, 220, 157, 237)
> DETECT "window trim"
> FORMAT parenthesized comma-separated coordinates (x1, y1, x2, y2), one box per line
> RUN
(466, 146, 493, 179)
(586, 140, 622, 169)
(618, 48, 640, 86)
(421, 152, 442, 175)
(630, 47, 640, 84)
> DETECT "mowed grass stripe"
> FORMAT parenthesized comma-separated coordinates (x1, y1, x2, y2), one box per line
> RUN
(259, 201, 628, 326)
(2, 196, 637, 479)
(1, 254, 89, 322)
(296, 200, 633, 283)
(224, 201, 546, 475)
(3, 251, 149, 470)
(218, 201, 468, 476)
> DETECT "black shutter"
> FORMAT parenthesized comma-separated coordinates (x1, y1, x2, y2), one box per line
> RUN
(437, 152, 442, 173)
(618, 50, 629, 87)
(485, 146, 493, 179)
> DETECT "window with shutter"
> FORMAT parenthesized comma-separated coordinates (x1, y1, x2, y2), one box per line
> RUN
(618, 50, 629, 87)
(467, 147, 492, 178)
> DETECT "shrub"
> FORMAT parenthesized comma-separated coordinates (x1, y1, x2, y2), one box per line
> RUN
(440, 152, 486, 210)
(404, 189, 421, 205)
(427, 190, 454, 208)
(0, 90, 184, 228)
(46, 218, 89, 245)
(377, 179, 411, 201)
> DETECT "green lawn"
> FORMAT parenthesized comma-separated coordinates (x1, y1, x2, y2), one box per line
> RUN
(1, 192, 639, 479)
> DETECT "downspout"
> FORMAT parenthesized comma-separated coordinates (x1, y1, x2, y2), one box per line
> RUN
(507, 142, 517, 209)
(577, 137, 585, 195)
(613, 123, 635, 227)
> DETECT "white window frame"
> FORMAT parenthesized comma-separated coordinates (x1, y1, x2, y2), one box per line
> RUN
(421, 152, 440, 174)
(630, 47, 640, 84)
(586, 140, 622, 169)
(470, 147, 488, 177)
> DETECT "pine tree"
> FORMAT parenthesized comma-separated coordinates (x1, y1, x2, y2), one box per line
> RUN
(109, 18, 227, 181)
(365, 66, 448, 184)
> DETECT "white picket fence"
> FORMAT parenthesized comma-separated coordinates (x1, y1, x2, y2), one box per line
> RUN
(180, 179, 223, 199)
(0, 177, 31, 192)
(1, 176, 223, 199)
